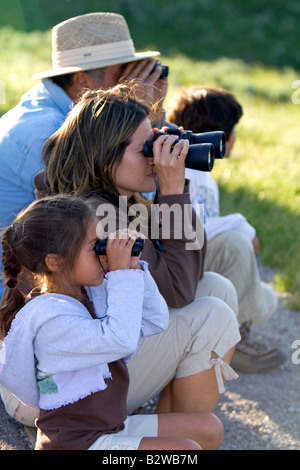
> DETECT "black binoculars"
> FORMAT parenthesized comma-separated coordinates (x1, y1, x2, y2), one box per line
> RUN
(94, 237, 145, 257)
(143, 129, 226, 172)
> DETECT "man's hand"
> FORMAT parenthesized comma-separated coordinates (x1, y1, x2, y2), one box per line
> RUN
(120, 59, 168, 124)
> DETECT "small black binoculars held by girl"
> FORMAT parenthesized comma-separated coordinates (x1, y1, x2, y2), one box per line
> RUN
(94, 237, 145, 257)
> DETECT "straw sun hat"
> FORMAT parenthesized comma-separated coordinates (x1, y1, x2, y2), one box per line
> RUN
(32, 12, 160, 80)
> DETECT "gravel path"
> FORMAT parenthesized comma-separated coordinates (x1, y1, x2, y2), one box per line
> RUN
(1, 263, 299, 451)
(218, 298, 300, 449)
(217, 263, 300, 450)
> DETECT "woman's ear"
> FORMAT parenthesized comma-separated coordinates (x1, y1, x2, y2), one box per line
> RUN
(45, 254, 63, 273)
(68, 72, 99, 100)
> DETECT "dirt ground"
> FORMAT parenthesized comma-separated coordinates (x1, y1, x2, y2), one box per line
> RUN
(218, 296, 300, 450)
(1, 263, 299, 451)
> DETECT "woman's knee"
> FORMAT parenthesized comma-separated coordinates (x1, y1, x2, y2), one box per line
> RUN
(195, 273, 238, 316)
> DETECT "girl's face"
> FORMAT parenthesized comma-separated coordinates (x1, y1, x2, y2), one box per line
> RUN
(59, 217, 108, 298)
(113, 117, 156, 198)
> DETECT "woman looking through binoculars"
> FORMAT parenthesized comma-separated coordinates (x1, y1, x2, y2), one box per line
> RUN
(20, 83, 241, 426)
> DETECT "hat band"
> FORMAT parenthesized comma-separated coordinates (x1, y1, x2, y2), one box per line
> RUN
(52, 39, 136, 68)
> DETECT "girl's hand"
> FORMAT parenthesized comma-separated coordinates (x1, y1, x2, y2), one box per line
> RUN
(105, 230, 143, 271)
(152, 133, 189, 195)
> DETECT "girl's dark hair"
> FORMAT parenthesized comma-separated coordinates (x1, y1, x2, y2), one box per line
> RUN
(166, 85, 243, 141)
(43, 82, 150, 197)
(0, 194, 94, 338)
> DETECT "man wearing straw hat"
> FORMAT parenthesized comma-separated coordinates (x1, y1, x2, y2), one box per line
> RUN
(0, 12, 167, 301)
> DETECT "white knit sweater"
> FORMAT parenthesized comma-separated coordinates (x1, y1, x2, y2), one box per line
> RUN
(0, 262, 168, 410)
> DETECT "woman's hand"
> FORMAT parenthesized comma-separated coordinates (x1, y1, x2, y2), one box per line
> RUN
(152, 133, 189, 195)
(105, 230, 143, 271)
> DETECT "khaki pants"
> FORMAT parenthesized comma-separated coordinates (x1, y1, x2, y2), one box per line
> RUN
(0, 272, 240, 425)
(204, 230, 278, 325)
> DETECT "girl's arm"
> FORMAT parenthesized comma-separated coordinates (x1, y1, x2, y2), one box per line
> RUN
(34, 271, 146, 373)
(35, 234, 168, 373)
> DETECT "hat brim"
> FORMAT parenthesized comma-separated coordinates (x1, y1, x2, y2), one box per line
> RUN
(32, 51, 160, 80)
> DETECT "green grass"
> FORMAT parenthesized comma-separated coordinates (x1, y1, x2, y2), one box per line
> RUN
(0, 27, 51, 111)
(0, 0, 300, 309)
(1, 0, 300, 70)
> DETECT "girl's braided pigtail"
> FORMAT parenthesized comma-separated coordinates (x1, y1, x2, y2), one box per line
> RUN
(0, 225, 25, 338)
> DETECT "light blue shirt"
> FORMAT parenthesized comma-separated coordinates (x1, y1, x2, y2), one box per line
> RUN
(0, 79, 73, 297)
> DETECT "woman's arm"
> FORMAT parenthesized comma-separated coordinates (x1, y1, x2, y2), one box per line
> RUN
(142, 181, 206, 308)
(139, 134, 206, 308)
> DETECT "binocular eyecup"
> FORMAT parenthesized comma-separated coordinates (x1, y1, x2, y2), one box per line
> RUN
(94, 237, 145, 257)
(143, 129, 226, 172)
